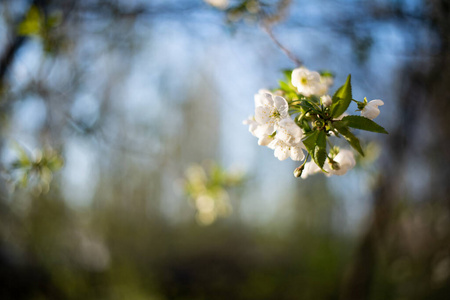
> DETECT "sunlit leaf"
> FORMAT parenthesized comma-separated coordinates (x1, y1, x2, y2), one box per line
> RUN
(17, 6, 42, 36)
(11, 142, 31, 167)
(330, 75, 352, 118)
(334, 122, 364, 156)
(315, 131, 327, 168)
(303, 130, 327, 169)
(340, 115, 388, 134)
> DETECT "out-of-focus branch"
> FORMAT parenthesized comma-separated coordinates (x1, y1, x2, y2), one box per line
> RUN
(0, 36, 26, 86)
(0, 0, 44, 88)
(262, 24, 302, 66)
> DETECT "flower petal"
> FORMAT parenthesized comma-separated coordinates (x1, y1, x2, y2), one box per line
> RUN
(254, 89, 272, 107)
(258, 135, 273, 146)
(320, 95, 332, 107)
(253, 123, 273, 137)
(361, 106, 380, 120)
(273, 142, 290, 161)
(273, 96, 289, 118)
(369, 99, 384, 107)
(330, 149, 355, 175)
(255, 106, 271, 124)
(278, 118, 302, 145)
(290, 146, 305, 161)
(301, 161, 321, 179)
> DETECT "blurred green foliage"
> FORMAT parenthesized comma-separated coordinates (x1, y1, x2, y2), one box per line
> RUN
(5, 142, 63, 194)
(184, 161, 245, 225)
(0, 190, 353, 300)
(17, 5, 63, 53)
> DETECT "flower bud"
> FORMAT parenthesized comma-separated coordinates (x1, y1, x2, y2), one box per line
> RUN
(314, 120, 325, 129)
(357, 102, 366, 110)
(329, 159, 340, 171)
(320, 95, 332, 107)
(330, 146, 340, 157)
(293, 165, 305, 178)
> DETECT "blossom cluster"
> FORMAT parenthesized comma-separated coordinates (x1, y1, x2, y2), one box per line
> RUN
(184, 161, 244, 225)
(244, 67, 388, 178)
(4, 143, 64, 194)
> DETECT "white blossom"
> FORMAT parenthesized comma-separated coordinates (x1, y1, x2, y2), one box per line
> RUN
(204, 0, 228, 9)
(242, 116, 259, 135)
(268, 119, 305, 161)
(268, 139, 305, 161)
(243, 117, 274, 146)
(291, 67, 328, 97)
(254, 90, 289, 135)
(301, 161, 321, 179)
(320, 95, 332, 107)
(300, 149, 356, 178)
(257, 132, 275, 146)
(361, 99, 384, 120)
(277, 118, 302, 145)
(244, 90, 290, 148)
(327, 149, 356, 176)
(254, 89, 272, 106)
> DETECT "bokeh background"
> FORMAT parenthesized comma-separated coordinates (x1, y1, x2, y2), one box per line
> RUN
(1, 0, 449, 299)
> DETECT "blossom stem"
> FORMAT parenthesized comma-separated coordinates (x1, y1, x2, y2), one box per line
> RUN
(303, 153, 310, 165)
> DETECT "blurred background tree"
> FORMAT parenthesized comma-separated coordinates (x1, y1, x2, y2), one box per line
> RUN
(0, 0, 449, 299)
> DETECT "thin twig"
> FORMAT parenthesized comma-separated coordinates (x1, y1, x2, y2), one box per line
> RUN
(262, 24, 302, 67)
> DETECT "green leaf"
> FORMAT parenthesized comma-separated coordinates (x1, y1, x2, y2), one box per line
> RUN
(330, 74, 352, 118)
(17, 6, 42, 36)
(11, 142, 31, 166)
(47, 155, 64, 171)
(298, 100, 317, 111)
(302, 131, 319, 150)
(302, 131, 320, 166)
(278, 69, 298, 96)
(302, 130, 327, 169)
(46, 13, 62, 29)
(291, 100, 318, 115)
(287, 92, 299, 100)
(340, 115, 388, 134)
(282, 69, 293, 82)
(309, 95, 321, 104)
(278, 80, 291, 92)
(301, 99, 323, 113)
(315, 131, 327, 168)
(19, 172, 28, 188)
(302, 119, 312, 133)
(334, 122, 364, 156)
(319, 70, 334, 78)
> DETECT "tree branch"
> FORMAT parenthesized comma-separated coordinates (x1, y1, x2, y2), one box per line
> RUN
(0, 36, 26, 86)
(262, 24, 302, 67)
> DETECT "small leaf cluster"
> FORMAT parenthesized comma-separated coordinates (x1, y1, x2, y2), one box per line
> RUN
(184, 161, 245, 225)
(5, 143, 64, 194)
(17, 5, 63, 53)
(205, 0, 289, 25)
